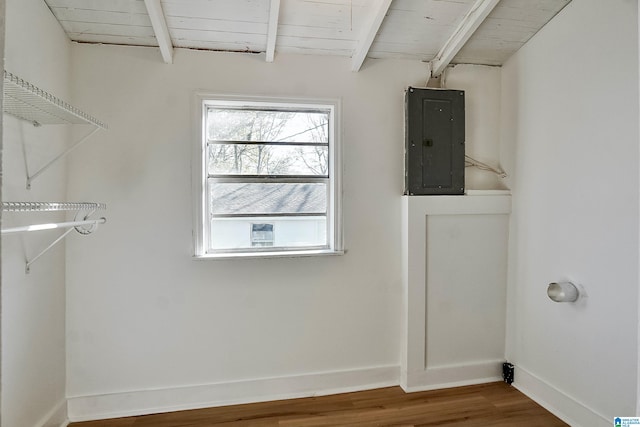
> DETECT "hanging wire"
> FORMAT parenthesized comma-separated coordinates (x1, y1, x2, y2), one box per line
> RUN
(465, 155, 507, 178)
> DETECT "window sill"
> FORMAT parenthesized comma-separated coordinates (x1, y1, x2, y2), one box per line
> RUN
(193, 249, 345, 260)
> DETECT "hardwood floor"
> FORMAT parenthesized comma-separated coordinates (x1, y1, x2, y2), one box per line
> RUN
(69, 382, 568, 426)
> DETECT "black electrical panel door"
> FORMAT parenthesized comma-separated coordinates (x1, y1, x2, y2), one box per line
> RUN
(405, 87, 465, 195)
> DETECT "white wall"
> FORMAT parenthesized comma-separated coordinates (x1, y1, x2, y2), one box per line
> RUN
(444, 64, 505, 191)
(65, 44, 504, 420)
(501, 0, 639, 424)
(401, 193, 511, 391)
(2, 0, 71, 426)
(65, 46, 428, 418)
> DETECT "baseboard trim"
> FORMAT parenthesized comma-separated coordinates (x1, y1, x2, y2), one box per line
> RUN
(402, 359, 503, 392)
(67, 365, 400, 422)
(514, 365, 610, 427)
(34, 399, 68, 427)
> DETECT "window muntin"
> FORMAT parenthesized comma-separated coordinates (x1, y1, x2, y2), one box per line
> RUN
(196, 97, 341, 257)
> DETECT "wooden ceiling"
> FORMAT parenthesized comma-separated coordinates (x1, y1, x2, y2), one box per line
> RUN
(43, 0, 570, 72)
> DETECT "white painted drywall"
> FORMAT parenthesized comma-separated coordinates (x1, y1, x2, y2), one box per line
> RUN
(425, 213, 508, 367)
(2, 0, 71, 426)
(65, 44, 504, 418)
(502, 0, 639, 422)
(65, 46, 428, 403)
(401, 193, 511, 391)
(444, 65, 506, 191)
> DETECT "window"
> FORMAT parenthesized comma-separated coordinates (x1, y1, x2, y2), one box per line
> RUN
(251, 223, 274, 247)
(194, 95, 342, 258)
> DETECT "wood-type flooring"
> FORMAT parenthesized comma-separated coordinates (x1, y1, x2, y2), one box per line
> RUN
(69, 382, 568, 426)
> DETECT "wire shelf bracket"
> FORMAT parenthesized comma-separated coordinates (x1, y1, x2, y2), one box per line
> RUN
(1, 202, 107, 273)
(3, 70, 108, 189)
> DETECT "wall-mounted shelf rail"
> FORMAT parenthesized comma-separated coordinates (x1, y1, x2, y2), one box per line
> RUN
(2, 201, 107, 273)
(3, 70, 108, 189)
(2, 201, 106, 212)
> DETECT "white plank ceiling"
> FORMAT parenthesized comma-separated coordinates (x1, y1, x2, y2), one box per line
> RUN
(43, 0, 570, 70)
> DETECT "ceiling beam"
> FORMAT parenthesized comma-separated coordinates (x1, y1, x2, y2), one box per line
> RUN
(430, 0, 500, 77)
(351, 0, 392, 72)
(144, 0, 174, 64)
(267, 0, 280, 62)
(265, 0, 280, 62)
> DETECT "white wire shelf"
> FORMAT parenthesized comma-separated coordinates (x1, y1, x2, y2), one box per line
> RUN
(2, 70, 108, 189)
(2, 71, 109, 271)
(2, 201, 106, 212)
(2, 201, 107, 273)
(3, 70, 107, 128)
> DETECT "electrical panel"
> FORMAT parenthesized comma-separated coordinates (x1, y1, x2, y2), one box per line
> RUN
(405, 87, 465, 195)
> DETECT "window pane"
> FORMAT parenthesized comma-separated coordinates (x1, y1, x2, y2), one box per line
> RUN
(210, 216, 327, 250)
(207, 108, 329, 143)
(199, 98, 339, 257)
(208, 144, 328, 176)
(251, 223, 274, 246)
(210, 182, 327, 215)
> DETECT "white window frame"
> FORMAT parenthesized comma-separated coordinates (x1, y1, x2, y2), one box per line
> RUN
(192, 93, 343, 259)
